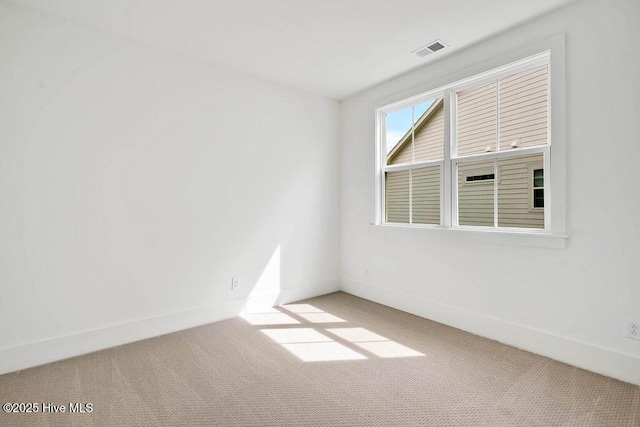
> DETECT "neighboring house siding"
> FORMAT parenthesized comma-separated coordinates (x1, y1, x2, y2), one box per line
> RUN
(498, 154, 544, 229)
(412, 166, 440, 224)
(415, 104, 444, 162)
(385, 167, 440, 224)
(391, 137, 413, 164)
(385, 170, 409, 223)
(458, 161, 495, 226)
(457, 153, 544, 228)
(457, 82, 497, 156)
(499, 64, 548, 149)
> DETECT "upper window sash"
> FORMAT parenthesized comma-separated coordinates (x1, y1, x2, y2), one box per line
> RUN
(378, 53, 550, 166)
(451, 59, 550, 160)
(376, 50, 549, 117)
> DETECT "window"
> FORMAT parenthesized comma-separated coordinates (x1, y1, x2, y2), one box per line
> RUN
(377, 51, 555, 233)
(532, 169, 544, 209)
(384, 97, 443, 225)
(466, 174, 495, 183)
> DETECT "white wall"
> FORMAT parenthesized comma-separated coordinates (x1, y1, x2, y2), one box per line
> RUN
(340, 0, 640, 384)
(0, 2, 340, 373)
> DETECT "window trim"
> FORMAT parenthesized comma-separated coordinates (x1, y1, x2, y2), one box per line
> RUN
(373, 34, 567, 247)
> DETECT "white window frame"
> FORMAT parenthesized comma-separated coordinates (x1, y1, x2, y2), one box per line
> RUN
(374, 35, 567, 248)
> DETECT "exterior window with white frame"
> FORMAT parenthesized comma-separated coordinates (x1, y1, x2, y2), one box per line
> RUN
(378, 52, 551, 231)
(532, 168, 544, 209)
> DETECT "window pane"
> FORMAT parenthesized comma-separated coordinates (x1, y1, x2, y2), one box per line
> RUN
(497, 153, 544, 229)
(534, 189, 545, 208)
(499, 65, 548, 150)
(413, 98, 444, 162)
(456, 82, 497, 156)
(387, 98, 444, 165)
(386, 107, 412, 165)
(533, 169, 544, 188)
(385, 170, 409, 223)
(413, 101, 432, 126)
(458, 160, 495, 227)
(412, 166, 440, 224)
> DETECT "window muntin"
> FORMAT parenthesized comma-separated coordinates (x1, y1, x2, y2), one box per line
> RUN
(497, 154, 545, 229)
(457, 160, 495, 227)
(379, 52, 550, 231)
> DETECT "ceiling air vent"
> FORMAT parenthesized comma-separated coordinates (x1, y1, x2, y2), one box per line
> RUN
(428, 41, 445, 52)
(412, 39, 448, 58)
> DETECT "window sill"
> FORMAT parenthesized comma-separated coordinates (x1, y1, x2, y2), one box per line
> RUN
(370, 223, 567, 249)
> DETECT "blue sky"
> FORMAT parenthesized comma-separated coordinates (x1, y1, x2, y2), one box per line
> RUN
(386, 99, 435, 153)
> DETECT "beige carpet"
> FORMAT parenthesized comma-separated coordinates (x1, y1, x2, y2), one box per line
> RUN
(0, 292, 638, 426)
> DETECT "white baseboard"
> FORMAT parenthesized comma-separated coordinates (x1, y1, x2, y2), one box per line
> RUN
(279, 278, 341, 304)
(0, 278, 340, 376)
(341, 278, 640, 386)
(0, 305, 222, 376)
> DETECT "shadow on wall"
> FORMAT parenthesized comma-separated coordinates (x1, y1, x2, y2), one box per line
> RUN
(242, 303, 424, 362)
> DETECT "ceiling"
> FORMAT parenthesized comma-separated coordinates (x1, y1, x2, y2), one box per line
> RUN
(11, 0, 575, 99)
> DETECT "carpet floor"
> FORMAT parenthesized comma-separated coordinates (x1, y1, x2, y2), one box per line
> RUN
(0, 291, 638, 426)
